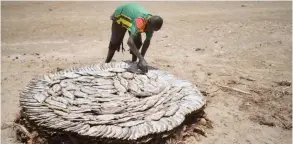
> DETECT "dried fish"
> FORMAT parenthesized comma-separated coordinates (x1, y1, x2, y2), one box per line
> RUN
(59, 80, 71, 88)
(164, 105, 179, 117)
(62, 113, 84, 119)
(92, 85, 115, 90)
(160, 118, 174, 131)
(114, 79, 127, 93)
(64, 123, 84, 132)
(93, 125, 108, 137)
(90, 71, 116, 77)
(58, 121, 77, 129)
(62, 89, 75, 99)
(145, 110, 166, 121)
(135, 91, 153, 98)
(95, 114, 117, 121)
(81, 126, 100, 136)
(80, 87, 96, 95)
(33, 93, 47, 103)
(101, 126, 113, 138)
(107, 68, 126, 73)
(19, 61, 206, 140)
(74, 76, 94, 83)
(44, 97, 67, 109)
(74, 90, 88, 98)
(128, 80, 140, 93)
(51, 96, 69, 105)
(53, 109, 68, 116)
(146, 72, 158, 80)
(73, 98, 91, 105)
(95, 89, 118, 94)
(86, 120, 109, 125)
(118, 120, 145, 127)
(112, 126, 123, 138)
(118, 127, 129, 139)
(74, 124, 90, 133)
(50, 80, 61, 86)
(121, 72, 134, 79)
(119, 77, 129, 89)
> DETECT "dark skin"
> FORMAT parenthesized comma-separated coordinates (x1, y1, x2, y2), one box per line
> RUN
(128, 22, 155, 73)
(106, 19, 157, 73)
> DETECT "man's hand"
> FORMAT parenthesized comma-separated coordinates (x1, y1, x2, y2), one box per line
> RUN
(138, 59, 148, 73)
(128, 35, 149, 73)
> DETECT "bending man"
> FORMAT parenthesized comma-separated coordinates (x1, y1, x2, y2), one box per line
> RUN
(105, 3, 163, 73)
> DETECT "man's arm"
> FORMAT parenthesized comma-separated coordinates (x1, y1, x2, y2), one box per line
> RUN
(127, 35, 145, 61)
(141, 39, 150, 57)
(141, 30, 153, 57)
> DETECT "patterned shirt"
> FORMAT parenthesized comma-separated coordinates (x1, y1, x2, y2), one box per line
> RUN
(113, 3, 153, 40)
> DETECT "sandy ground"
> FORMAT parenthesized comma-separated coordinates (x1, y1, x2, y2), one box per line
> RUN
(1, 1, 292, 144)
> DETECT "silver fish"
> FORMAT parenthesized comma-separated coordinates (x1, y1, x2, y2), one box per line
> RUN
(118, 120, 145, 127)
(80, 87, 96, 95)
(60, 80, 72, 87)
(60, 72, 81, 79)
(90, 71, 116, 77)
(92, 85, 115, 90)
(53, 109, 68, 116)
(33, 93, 47, 103)
(135, 91, 153, 98)
(146, 110, 165, 121)
(107, 68, 126, 73)
(164, 105, 179, 117)
(64, 85, 80, 91)
(51, 96, 69, 105)
(121, 72, 134, 79)
(128, 80, 140, 93)
(119, 77, 129, 90)
(45, 97, 67, 109)
(114, 79, 127, 93)
(62, 89, 75, 99)
(95, 114, 117, 121)
(73, 98, 91, 105)
(62, 113, 84, 119)
(74, 90, 88, 98)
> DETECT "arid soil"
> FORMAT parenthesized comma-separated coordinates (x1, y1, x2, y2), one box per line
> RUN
(1, 1, 292, 144)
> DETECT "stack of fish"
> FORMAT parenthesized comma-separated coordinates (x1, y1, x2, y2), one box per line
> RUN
(20, 61, 206, 141)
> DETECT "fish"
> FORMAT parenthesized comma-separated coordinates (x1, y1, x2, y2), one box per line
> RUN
(113, 78, 127, 93)
(107, 68, 126, 73)
(121, 72, 134, 79)
(44, 97, 67, 109)
(74, 90, 88, 98)
(62, 89, 75, 99)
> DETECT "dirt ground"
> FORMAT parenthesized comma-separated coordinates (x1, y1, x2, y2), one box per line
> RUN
(1, 1, 292, 144)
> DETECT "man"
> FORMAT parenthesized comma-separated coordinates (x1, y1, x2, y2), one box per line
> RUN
(105, 3, 163, 73)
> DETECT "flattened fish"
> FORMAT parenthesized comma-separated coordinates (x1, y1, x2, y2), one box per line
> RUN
(62, 89, 75, 99)
(121, 72, 134, 79)
(45, 97, 67, 109)
(107, 68, 126, 73)
(74, 90, 88, 98)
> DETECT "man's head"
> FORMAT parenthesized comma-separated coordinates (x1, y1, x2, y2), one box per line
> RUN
(148, 15, 163, 31)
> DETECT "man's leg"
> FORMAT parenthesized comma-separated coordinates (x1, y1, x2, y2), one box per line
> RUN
(129, 33, 142, 62)
(105, 21, 126, 63)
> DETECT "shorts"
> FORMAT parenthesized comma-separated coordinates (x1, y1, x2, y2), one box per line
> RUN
(109, 13, 142, 53)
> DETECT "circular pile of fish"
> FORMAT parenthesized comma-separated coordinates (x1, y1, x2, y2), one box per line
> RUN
(20, 61, 206, 141)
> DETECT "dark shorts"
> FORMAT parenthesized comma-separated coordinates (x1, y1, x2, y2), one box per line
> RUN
(109, 13, 142, 53)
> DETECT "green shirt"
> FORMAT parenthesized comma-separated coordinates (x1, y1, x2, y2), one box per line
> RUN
(113, 3, 153, 40)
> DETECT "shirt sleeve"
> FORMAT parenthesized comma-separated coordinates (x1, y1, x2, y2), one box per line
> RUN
(129, 25, 138, 37)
